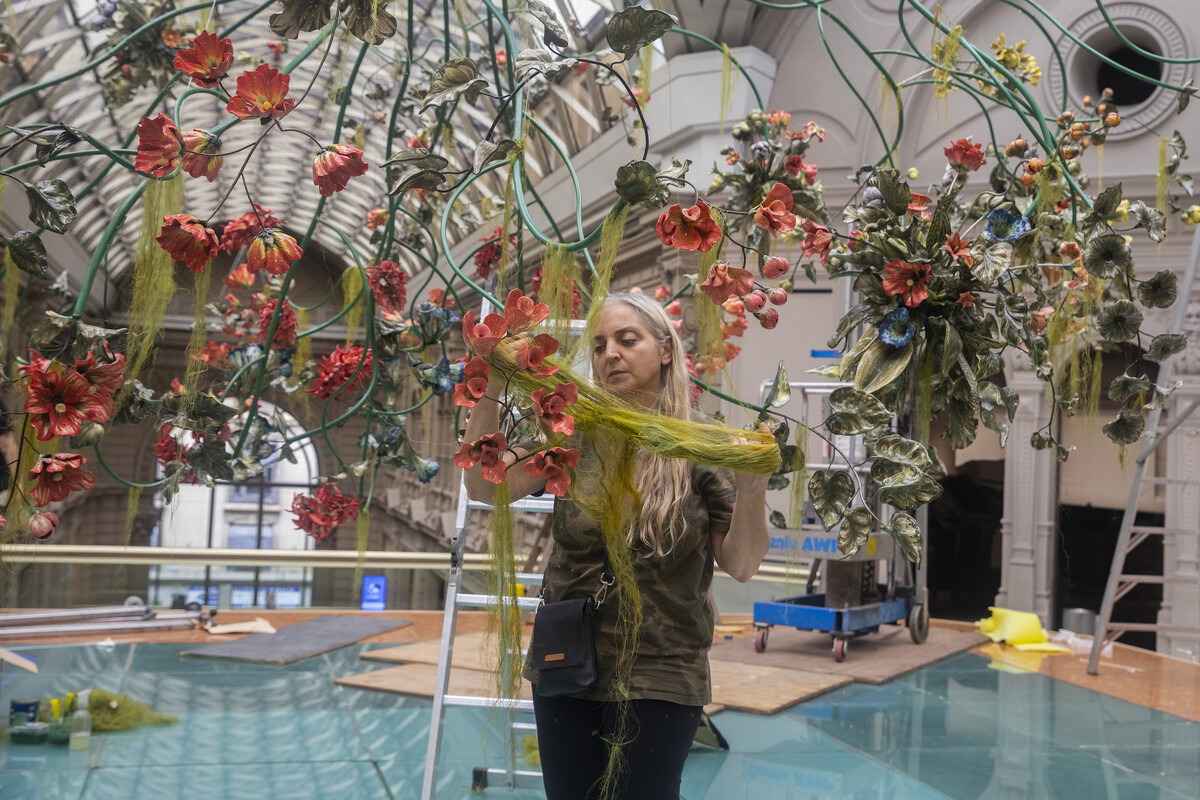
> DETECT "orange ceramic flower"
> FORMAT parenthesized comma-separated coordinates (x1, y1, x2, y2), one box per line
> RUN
(225, 64, 295, 120)
(452, 357, 491, 408)
(220, 205, 284, 255)
(754, 183, 797, 236)
(247, 228, 303, 276)
(73, 350, 125, 397)
(944, 138, 986, 171)
(530, 382, 578, 435)
(223, 262, 256, 290)
(173, 30, 233, 88)
(503, 288, 550, 333)
(135, 114, 181, 177)
(799, 220, 833, 264)
(461, 311, 507, 355)
(453, 432, 509, 484)
(24, 367, 110, 440)
(698, 262, 755, 306)
(367, 260, 408, 316)
(181, 129, 223, 181)
(28, 453, 96, 507)
(312, 144, 368, 196)
(157, 214, 220, 272)
(882, 259, 932, 308)
(656, 200, 722, 253)
(957, 292, 976, 309)
(523, 447, 580, 496)
(309, 345, 373, 401)
(515, 334, 560, 377)
(257, 299, 298, 349)
(941, 231, 974, 269)
(366, 208, 389, 230)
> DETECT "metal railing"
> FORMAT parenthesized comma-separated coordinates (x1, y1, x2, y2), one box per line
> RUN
(0, 544, 806, 582)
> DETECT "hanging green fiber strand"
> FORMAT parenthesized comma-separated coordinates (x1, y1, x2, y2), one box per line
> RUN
(124, 174, 183, 394)
(568, 205, 628, 366)
(123, 486, 142, 548)
(916, 342, 934, 447)
(353, 508, 370, 592)
(1, 246, 17, 355)
(495, 166, 517, 296)
(788, 430, 807, 530)
(486, 479, 523, 700)
(718, 44, 735, 134)
(341, 267, 364, 344)
(537, 242, 579, 347)
(1087, 348, 1104, 418)
(694, 219, 725, 372)
(293, 307, 313, 420)
(178, 267, 213, 419)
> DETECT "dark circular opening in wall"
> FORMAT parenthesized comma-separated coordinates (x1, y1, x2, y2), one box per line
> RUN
(1095, 42, 1162, 107)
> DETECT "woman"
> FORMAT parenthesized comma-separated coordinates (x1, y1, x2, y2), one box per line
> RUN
(462, 291, 770, 800)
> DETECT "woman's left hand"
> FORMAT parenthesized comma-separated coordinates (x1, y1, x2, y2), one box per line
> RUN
(732, 422, 774, 494)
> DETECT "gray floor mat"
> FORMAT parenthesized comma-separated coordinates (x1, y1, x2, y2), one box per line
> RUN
(181, 616, 411, 665)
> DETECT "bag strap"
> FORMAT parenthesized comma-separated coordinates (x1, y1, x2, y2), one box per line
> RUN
(539, 538, 616, 609)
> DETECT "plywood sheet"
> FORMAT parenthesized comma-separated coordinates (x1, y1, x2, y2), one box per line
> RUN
(709, 623, 987, 684)
(335, 662, 533, 700)
(709, 660, 850, 715)
(362, 631, 515, 671)
(182, 616, 411, 665)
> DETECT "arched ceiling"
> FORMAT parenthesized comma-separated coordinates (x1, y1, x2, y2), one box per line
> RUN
(0, 0, 639, 306)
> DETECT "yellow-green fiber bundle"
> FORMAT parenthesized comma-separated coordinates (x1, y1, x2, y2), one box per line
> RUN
(496, 168, 516, 293)
(293, 307, 312, 419)
(568, 205, 628, 366)
(123, 485, 142, 547)
(342, 267, 364, 344)
(538, 242, 579, 346)
(788, 430, 807, 529)
(718, 44, 735, 133)
(178, 267, 213, 419)
(694, 229, 725, 372)
(125, 174, 183, 391)
(486, 479, 524, 700)
(87, 689, 178, 732)
(353, 509, 370, 590)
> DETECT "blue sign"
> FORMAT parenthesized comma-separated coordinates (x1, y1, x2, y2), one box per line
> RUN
(361, 575, 387, 611)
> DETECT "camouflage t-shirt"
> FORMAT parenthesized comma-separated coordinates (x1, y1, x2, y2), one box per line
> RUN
(522, 445, 737, 706)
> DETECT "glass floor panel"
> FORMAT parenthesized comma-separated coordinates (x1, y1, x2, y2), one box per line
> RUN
(2, 643, 1196, 799)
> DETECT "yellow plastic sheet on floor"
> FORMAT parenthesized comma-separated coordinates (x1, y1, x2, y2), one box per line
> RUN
(975, 607, 1071, 653)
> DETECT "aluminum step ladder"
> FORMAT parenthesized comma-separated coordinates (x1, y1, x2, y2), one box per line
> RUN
(422, 296, 588, 798)
(1089, 225, 1200, 674)
(420, 485, 553, 799)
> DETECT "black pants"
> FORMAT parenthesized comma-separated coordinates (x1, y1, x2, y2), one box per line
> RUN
(532, 692, 702, 800)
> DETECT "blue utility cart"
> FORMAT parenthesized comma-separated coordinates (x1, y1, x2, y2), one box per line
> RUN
(752, 380, 930, 662)
(752, 532, 929, 662)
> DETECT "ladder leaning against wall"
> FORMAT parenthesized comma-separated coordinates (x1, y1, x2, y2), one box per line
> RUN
(1088, 225, 1200, 674)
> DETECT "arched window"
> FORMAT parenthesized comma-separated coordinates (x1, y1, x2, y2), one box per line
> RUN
(148, 402, 320, 609)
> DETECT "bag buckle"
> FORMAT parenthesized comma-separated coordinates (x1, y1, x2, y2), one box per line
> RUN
(593, 570, 615, 609)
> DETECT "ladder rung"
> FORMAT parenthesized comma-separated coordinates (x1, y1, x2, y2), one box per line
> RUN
(1141, 476, 1200, 486)
(457, 594, 541, 610)
(1104, 623, 1200, 634)
(466, 496, 557, 513)
(445, 695, 535, 711)
(477, 768, 544, 790)
(1130, 526, 1198, 537)
(1118, 574, 1197, 585)
(514, 573, 545, 585)
(512, 722, 538, 732)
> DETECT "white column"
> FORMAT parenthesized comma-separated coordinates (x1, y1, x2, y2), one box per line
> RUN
(995, 367, 1058, 626)
(1160, 334, 1200, 660)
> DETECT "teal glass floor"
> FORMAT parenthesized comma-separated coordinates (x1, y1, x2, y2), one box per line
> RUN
(2, 642, 1198, 799)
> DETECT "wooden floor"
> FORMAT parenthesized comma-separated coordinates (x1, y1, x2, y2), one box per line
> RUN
(5, 609, 1198, 721)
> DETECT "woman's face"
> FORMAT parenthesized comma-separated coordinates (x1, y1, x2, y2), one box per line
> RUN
(591, 302, 671, 404)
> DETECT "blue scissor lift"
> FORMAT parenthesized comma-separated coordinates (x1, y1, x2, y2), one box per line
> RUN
(751, 382, 929, 662)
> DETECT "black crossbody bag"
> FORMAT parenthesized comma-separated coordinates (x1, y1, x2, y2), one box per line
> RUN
(527, 553, 614, 698)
